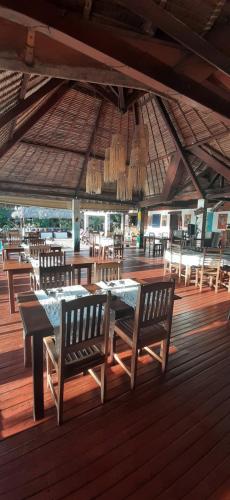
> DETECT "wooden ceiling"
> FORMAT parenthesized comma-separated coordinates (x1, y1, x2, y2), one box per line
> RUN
(0, 0, 229, 208)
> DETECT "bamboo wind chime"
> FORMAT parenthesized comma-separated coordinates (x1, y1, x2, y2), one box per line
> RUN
(129, 118, 149, 193)
(86, 104, 149, 200)
(85, 158, 102, 194)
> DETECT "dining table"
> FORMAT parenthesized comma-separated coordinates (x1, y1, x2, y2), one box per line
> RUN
(3, 255, 120, 314)
(2, 243, 24, 261)
(164, 248, 230, 285)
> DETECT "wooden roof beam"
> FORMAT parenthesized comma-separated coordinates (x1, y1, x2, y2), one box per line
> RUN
(117, 0, 230, 77)
(155, 97, 204, 197)
(0, 78, 63, 130)
(162, 153, 184, 200)
(0, 2, 229, 122)
(0, 81, 69, 160)
(189, 145, 230, 184)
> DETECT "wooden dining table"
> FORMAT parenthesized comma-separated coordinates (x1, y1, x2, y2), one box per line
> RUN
(3, 256, 120, 314)
(2, 243, 24, 261)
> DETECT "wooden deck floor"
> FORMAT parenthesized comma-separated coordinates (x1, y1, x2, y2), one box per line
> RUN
(0, 249, 230, 499)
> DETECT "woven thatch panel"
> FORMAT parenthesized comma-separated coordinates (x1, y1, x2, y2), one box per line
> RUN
(207, 134, 230, 161)
(183, 153, 208, 184)
(164, 99, 229, 148)
(0, 142, 83, 188)
(23, 89, 102, 153)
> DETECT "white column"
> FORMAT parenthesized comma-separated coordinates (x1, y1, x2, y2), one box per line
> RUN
(84, 212, 87, 232)
(72, 199, 80, 252)
(104, 213, 108, 237)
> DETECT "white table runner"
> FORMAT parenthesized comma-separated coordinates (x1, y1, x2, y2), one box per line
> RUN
(96, 278, 139, 309)
(164, 249, 230, 267)
(35, 285, 90, 329)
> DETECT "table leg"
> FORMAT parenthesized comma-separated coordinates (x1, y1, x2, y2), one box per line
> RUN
(8, 271, 15, 314)
(32, 334, 44, 420)
(88, 265, 92, 285)
(24, 335, 32, 368)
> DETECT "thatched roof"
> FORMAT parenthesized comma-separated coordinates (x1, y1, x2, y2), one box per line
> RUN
(0, 0, 229, 208)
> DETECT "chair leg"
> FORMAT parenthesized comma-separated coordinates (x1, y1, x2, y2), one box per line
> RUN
(199, 271, 203, 292)
(161, 339, 169, 374)
(110, 333, 117, 365)
(130, 346, 138, 390)
(100, 362, 107, 403)
(46, 351, 53, 388)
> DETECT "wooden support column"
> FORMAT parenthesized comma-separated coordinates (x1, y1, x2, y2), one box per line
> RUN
(72, 199, 80, 252)
(197, 199, 208, 248)
(104, 213, 109, 237)
(137, 208, 147, 248)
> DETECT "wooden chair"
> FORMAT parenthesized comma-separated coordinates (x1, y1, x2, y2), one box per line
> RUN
(29, 244, 50, 259)
(109, 244, 124, 260)
(164, 243, 184, 280)
(39, 265, 73, 291)
(27, 238, 44, 246)
(112, 279, 175, 389)
(195, 248, 222, 293)
(43, 293, 111, 424)
(113, 234, 124, 245)
(39, 250, 66, 268)
(95, 261, 121, 282)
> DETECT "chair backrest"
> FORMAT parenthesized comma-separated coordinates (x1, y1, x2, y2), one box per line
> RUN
(95, 261, 121, 282)
(203, 248, 221, 269)
(29, 244, 50, 259)
(27, 237, 43, 245)
(113, 234, 123, 245)
(58, 293, 111, 358)
(39, 265, 73, 290)
(39, 250, 66, 267)
(134, 279, 175, 333)
(113, 244, 124, 260)
(8, 230, 21, 241)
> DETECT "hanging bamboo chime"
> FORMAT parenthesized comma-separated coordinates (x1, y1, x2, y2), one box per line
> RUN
(117, 166, 133, 201)
(86, 158, 102, 194)
(104, 133, 126, 183)
(129, 120, 149, 193)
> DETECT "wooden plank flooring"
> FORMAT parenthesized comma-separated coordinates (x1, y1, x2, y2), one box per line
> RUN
(0, 249, 230, 499)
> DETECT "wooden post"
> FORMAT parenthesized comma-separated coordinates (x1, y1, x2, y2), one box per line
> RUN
(137, 208, 147, 249)
(72, 199, 80, 252)
(201, 201, 208, 248)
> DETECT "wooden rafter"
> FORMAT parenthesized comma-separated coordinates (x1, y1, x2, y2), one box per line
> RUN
(85, 83, 118, 108)
(117, 0, 230, 77)
(0, 81, 69, 160)
(190, 145, 230, 184)
(0, 2, 229, 121)
(76, 100, 103, 192)
(162, 153, 184, 200)
(0, 78, 62, 130)
(155, 97, 204, 197)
